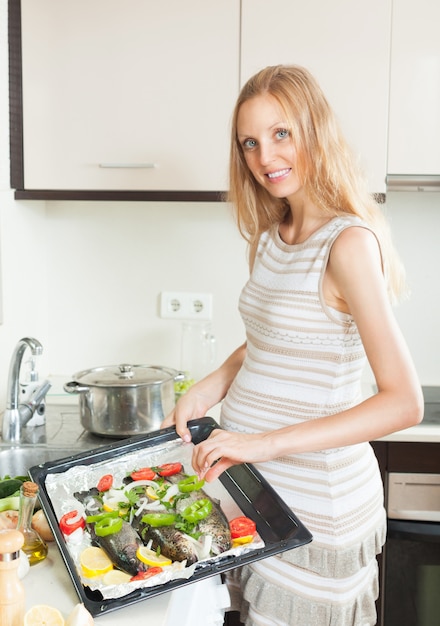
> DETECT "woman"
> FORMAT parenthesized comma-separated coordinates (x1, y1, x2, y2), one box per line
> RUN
(162, 65, 423, 626)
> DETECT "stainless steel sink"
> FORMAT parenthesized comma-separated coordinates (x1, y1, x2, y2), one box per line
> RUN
(0, 446, 77, 477)
(0, 403, 113, 477)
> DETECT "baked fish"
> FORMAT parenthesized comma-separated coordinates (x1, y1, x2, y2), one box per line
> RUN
(133, 515, 199, 565)
(175, 490, 232, 555)
(74, 488, 146, 576)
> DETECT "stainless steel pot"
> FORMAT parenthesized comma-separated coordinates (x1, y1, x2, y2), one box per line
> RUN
(63, 364, 184, 437)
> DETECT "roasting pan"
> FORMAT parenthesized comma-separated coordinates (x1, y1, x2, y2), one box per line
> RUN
(29, 417, 313, 617)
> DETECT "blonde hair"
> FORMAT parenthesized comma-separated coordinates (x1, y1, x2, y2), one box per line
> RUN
(228, 65, 406, 303)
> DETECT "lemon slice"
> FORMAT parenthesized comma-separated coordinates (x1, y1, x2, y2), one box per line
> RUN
(136, 546, 172, 567)
(146, 485, 159, 500)
(102, 500, 128, 515)
(80, 546, 113, 577)
(24, 604, 65, 626)
(232, 535, 254, 547)
(102, 569, 132, 585)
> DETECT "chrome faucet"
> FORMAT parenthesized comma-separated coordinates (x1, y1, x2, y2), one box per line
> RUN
(2, 337, 52, 443)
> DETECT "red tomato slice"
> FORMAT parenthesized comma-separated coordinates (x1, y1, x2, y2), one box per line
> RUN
(131, 467, 157, 481)
(157, 462, 183, 477)
(229, 516, 257, 539)
(130, 566, 163, 581)
(97, 474, 113, 492)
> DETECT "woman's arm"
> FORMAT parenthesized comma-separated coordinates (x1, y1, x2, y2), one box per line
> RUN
(192, 227, 424, 481)
(161, 342, 247, 442)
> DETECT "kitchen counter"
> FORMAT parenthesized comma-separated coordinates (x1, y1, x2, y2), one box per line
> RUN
(376, 423, 440, 443)
(24, 542, 230, 625)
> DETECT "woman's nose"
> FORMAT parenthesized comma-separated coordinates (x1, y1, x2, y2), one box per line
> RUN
(258, 141, 275, 165)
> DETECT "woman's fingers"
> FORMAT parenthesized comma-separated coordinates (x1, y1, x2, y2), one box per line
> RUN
(203, 457, 235, 482)
(192, 430, 251, 479)
(161, 406, 193, 442)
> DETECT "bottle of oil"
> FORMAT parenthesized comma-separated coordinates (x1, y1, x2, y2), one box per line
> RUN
(17, 481, 48, 565)
(0, 529, 25, 625)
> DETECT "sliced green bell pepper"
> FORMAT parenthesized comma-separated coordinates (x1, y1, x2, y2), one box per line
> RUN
(181, 498, 212, 523)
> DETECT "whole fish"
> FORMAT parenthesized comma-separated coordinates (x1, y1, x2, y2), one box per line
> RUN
(74, 488, 146, 576)
(132, 513, 199, 565)
(175, 490, 232, 555)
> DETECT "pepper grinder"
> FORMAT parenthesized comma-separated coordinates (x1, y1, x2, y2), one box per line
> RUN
(17, 482, 48, 565)
(0, 529, 26, 626)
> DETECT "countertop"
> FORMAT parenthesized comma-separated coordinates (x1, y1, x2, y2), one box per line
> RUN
(24, 542, 230, 625)
(376, 423, 440, 443)
(43, 380, 440, 445)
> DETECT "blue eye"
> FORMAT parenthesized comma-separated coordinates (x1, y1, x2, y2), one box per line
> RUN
(243, 138, 257, 150)
(276, 129, 289, 140)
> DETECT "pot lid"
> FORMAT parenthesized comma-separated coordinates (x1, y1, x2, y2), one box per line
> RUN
(72, 364, 180, 387)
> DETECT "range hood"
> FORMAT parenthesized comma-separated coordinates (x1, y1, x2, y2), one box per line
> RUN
(386, 175, 440, 192)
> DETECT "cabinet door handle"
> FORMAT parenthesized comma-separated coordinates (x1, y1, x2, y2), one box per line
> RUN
(98, 162, 158, 169)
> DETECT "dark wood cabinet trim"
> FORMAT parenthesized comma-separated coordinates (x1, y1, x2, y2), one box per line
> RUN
(13, 189, 227, 202)
(9, 0, 24, 190)
(387, 441, 440, 473)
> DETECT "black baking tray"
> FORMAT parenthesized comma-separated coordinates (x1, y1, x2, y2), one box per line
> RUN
(29, 417, 313, 617)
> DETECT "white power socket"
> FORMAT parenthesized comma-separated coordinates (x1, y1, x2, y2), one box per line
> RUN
(160, 291, 213, 320)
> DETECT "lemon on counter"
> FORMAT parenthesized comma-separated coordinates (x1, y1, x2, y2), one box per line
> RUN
(66, 603, 94, 626)
(24, 604, 65, 626)
(80, 546, 113, 578)
(136, 546, 172, 567)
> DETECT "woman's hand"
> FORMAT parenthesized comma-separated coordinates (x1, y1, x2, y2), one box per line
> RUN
(192, 429, 271, 482)
(161, 385, 215, 442)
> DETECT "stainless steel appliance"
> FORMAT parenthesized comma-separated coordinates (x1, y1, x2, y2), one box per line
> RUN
(383, 386, 440, 626)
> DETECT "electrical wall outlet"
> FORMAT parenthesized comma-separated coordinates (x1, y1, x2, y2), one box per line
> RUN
(160, 291, 213, 320)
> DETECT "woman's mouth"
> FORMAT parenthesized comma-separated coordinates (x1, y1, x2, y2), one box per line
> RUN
(266, 168, 291, 182)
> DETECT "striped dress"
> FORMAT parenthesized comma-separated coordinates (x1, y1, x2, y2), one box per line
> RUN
(222, 216, 386, 626)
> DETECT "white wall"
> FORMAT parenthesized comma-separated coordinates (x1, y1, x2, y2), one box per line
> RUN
(385, 192, 440, 384)
(43, 201, 249, 377)
(1, 0, 439, 412)
(0, 0, 49, 405)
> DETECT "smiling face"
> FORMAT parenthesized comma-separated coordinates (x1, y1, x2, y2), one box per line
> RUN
(236, 93, 304, 201)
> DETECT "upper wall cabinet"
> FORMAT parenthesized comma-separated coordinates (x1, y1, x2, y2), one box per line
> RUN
(387, 0, 440, 190)
(241, 0, 391, 193)
(17, 0, 239, 196)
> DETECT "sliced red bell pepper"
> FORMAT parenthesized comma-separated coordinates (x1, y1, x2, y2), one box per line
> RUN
(59, 510, 86, 535)
(130, 566, 163, 581)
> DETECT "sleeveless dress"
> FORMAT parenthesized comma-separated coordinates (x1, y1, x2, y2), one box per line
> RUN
(221, 216, 386, 626)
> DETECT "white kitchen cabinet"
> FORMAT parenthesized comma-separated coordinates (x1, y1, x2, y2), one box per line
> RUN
(241, 0, 391, 193)
(387, 0, 440, 179)
(20, 0, 239, 192)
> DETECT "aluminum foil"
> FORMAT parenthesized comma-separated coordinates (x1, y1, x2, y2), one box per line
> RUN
(45, 438, 264, 600)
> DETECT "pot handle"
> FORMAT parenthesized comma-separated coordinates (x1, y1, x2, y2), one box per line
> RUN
(174, 371, 186, 382)
(63, 380, 90, 394)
